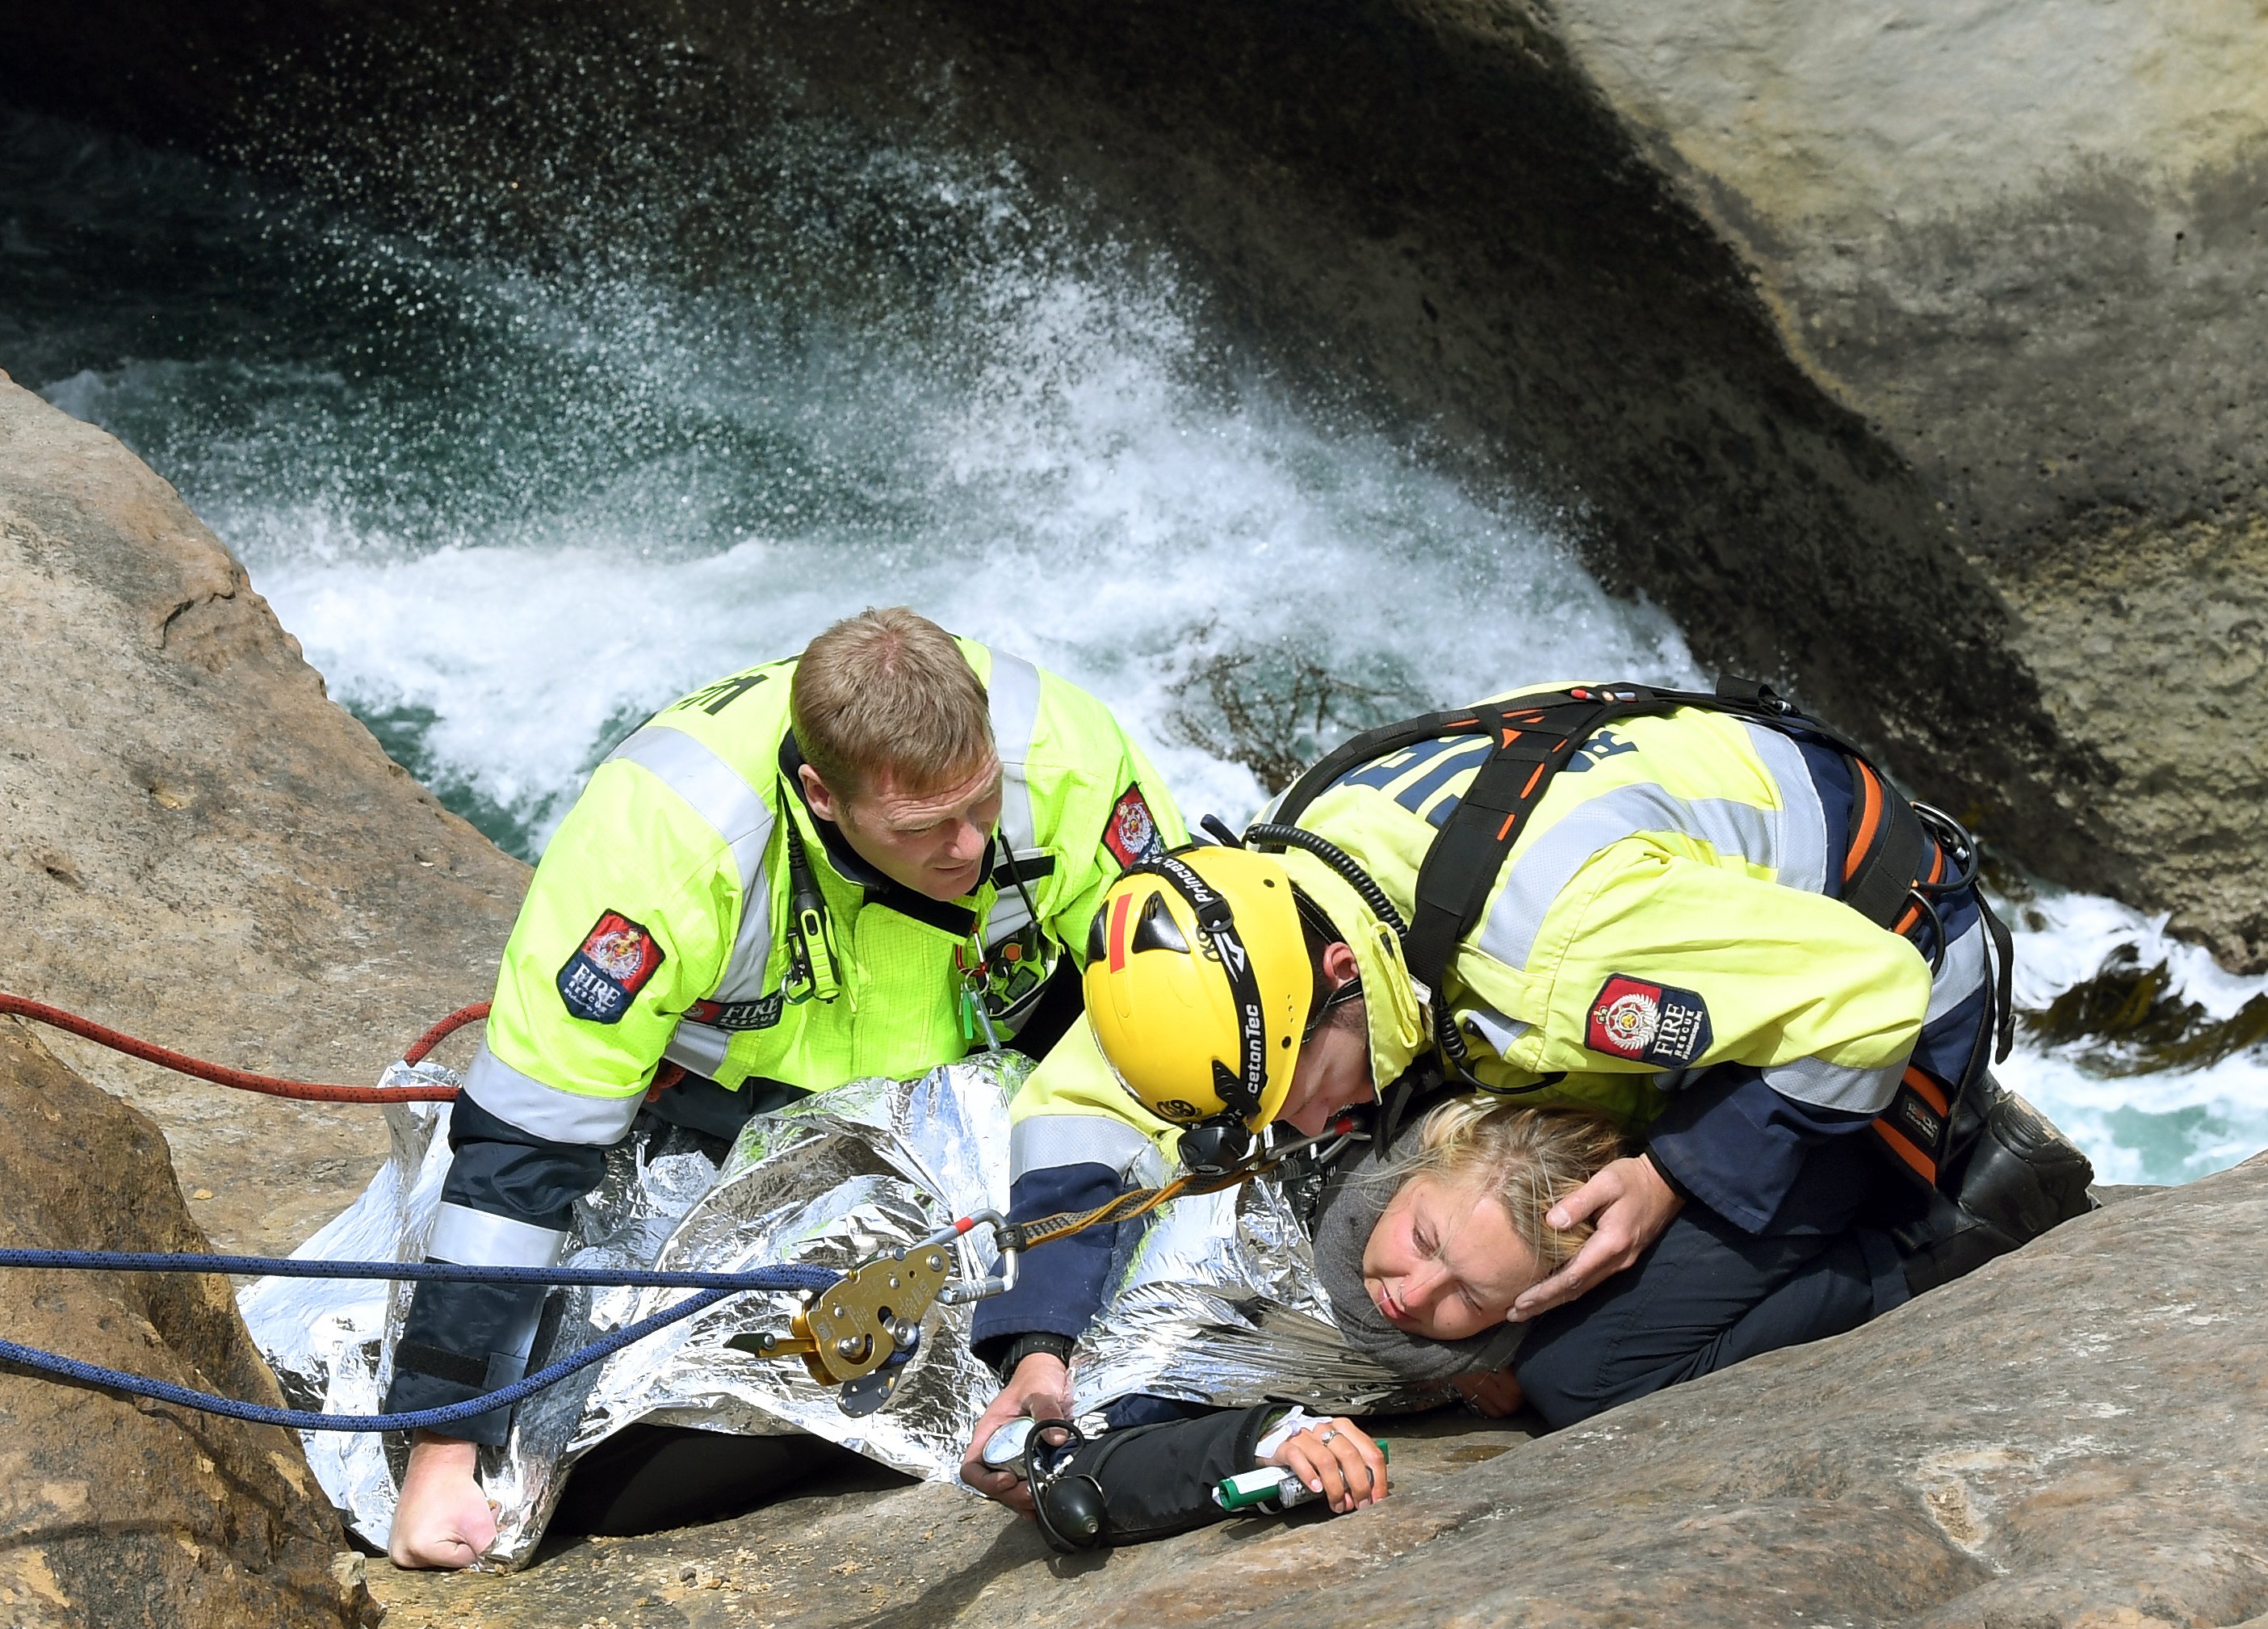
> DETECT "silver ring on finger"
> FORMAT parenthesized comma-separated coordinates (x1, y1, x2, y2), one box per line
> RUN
(1318, 1426, 1338, 1444)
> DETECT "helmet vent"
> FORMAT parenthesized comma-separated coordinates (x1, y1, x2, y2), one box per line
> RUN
(1130, 889, 1190, 955)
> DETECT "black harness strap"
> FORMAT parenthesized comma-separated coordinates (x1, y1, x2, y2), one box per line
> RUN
(1129, 851, 1272, 1123)
(1274, 686, 1701, 1048)
(1265, 678, 1995, 1187)
(1840, 759, 1933, 933)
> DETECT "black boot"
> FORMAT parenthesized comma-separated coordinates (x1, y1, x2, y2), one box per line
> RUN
(1898, 1077, 2096, 1296)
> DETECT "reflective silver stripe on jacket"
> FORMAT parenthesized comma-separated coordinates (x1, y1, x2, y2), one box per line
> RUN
(426, 1200, 569, 1268)
(662, 1020, 732, 1080)
(466, 1042, 648, 1145)
(990, 652, 1044, 856)
(1457, 1000, 1531, 1056)
(1758, 1053, 1906, 1115)
(1926, 919, 1989, 1025)
(1477, 786, 1783, 973)
(983, 848, 1054, 948)
(605, 723, 778, 1001)
(1012, 1112, 1167, 1188)
(1742, 720, 1830, 898)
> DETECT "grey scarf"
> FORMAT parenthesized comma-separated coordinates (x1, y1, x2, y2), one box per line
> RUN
(1309, 1145, 1528, 1385)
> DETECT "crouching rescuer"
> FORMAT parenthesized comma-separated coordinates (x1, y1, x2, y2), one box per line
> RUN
(962, 678, 2096, 1543)
(384, 607, 1184, 1568)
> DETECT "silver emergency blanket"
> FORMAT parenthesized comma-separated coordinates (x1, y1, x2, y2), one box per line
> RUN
(241, 1056, 1017, 1566)
(1069, 1172, 1453, 1421)
(241, 1053, 1440, 1568)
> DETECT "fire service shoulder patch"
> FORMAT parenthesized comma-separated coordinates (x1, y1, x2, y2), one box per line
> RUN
(1103, 783, 1167, 870)
(558, 911, 667, 1024)
(1584, 974, 1713, 1069)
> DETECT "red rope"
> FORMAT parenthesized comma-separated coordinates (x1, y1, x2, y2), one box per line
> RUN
(400, 1003, 492, 1066)
(0, 991, 466, 1103)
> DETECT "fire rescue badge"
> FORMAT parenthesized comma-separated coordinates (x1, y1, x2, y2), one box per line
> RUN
(1584, 974, 1713, 1068)
(1103, 783, 1167, 869)
(558, 911, 666, 1024)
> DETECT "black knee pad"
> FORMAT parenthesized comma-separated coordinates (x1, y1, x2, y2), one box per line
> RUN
(1972, 1090, 2096, 1230)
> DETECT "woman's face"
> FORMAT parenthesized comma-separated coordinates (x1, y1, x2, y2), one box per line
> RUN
(1360, 1173, 1543, 1341)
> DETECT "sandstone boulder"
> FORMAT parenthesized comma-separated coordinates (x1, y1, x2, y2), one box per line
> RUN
(1099, 1152, 2268, 1629)
(0, 1018, 369, 1628)
(0, 372, 527, 1253)
(1537, 0, 2268, 968)
(362, 1157, 2268, 1629)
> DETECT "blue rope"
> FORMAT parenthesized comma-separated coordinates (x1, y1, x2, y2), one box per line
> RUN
(0, 1249, 842, 1433)
(0, 1247, 842, 1292)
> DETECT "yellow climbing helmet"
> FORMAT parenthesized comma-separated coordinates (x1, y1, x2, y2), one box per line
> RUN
(1082, 845, 1315, 1129)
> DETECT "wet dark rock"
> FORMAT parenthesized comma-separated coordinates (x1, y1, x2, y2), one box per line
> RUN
(4, 0, 2263, 965)
(0, 1018, 371, 1628)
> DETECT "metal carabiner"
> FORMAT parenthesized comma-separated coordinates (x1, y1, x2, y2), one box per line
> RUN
(932, 1209, 1021, 1305)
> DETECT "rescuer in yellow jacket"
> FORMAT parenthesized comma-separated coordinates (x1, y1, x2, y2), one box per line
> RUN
(963, 679, 2091, 1505)
(387, 607, 1183, 1569)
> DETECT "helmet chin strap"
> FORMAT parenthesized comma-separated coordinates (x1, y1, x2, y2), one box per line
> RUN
(1175, 1115, 1256, 1177)
(1177, 1106, 1370, 1178)
(1130, 850, 1274, 1126)
(1302, 971, 1365, 1040)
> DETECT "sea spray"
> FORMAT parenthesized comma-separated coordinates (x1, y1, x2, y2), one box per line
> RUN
(9, 105, 2264, 1187)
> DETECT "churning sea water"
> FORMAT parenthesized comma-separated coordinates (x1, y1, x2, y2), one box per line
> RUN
(6, 107, 2262, 1187)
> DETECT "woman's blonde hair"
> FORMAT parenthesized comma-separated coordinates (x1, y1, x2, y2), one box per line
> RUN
(1382, 1099, 1628, 1270)
(790, 607, 994, 799)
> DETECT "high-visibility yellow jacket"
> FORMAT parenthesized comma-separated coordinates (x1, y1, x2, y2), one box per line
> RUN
(976, 683, 1989, 1354)
(464, 639, 1186, 1146)
(390, 638, 1184, 1439)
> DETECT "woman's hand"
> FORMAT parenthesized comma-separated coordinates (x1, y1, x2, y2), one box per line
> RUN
(1264, 1417, 1389, 1514)
(1511, 1154, 1683, 1322)
(1452, 1365, 1525, 1417)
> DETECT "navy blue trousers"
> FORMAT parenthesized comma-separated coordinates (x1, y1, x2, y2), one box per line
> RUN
(1512, 1206, 1909, 1430)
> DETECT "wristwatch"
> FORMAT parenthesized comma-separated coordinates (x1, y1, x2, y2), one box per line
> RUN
(995, 1331, 1076, 1379)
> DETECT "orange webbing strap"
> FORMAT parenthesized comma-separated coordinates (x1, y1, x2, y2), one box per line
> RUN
(1839, 759, 1934, 932)
(1844, 761, 1885, 886)
(1012, 1164, 1269, 1250)
(1873, 1066, 1955, 1185)
(1838, 762, 1967, 1186)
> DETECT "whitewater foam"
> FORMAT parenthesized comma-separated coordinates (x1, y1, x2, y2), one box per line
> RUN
(11, 103, 2264, 1188)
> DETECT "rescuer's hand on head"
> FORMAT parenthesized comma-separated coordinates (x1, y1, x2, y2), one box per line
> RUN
(960, 1350, 1072, 1518)
(388, 1432, 498, 1570)
(1509, 1153, 1683, 1322)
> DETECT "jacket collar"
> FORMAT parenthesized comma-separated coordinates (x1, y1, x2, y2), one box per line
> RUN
(1275, 849, 1430, 1092)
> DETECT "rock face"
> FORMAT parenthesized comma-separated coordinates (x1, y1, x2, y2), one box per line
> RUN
(6, 0, 2260, 964)
(1098, 1154, 2268, 1629)
(1538, 0, 2268, 970)
(358, 1158, 2268, 1629)
(0, 1018, 369, 1629)
(0, 373, 527, 1253)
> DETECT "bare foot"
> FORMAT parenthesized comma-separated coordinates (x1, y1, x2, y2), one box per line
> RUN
(388, 1433, 497, 1569)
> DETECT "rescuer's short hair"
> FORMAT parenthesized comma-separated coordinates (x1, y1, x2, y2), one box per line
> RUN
(791, 607, 995, 800)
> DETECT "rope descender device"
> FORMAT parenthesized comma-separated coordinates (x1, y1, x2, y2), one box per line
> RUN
(727, 1209, 1021, 1416)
